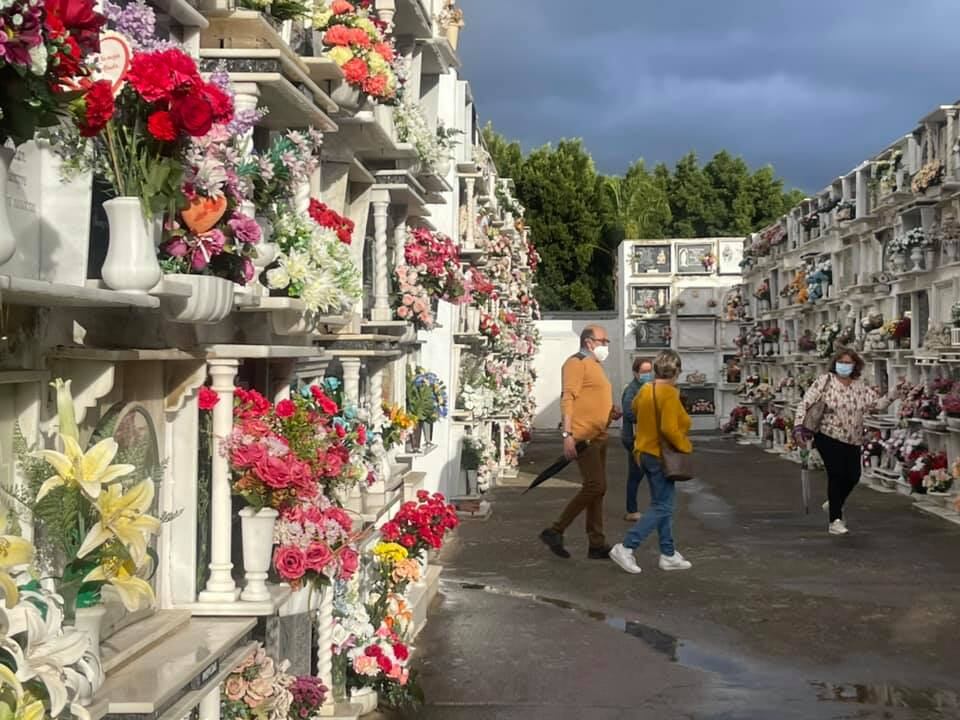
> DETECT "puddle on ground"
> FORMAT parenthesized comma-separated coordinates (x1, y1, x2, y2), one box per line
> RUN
(450, 580, 959, 716)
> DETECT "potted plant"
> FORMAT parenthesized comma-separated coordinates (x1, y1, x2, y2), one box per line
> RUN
(460, 437, 481, 494)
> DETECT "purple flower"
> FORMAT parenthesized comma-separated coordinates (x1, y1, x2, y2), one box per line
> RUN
(228, 212, 262, 246)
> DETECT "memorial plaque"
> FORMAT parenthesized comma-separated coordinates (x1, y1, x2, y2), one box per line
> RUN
(633, 319, 671, 349)
(676, 242, 715, 274)
(718, 239, 744, 275)
(631, 244, 671, 274)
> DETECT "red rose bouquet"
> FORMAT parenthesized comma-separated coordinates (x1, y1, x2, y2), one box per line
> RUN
(69, 45, 234, 216)
(272, 492, 358, 589)
(379, 491, 458, 560)
(0, 0, 105, 146)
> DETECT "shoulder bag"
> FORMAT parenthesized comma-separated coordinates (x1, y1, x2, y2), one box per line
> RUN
(801, 374, 831, 434)
(652, 383, 695, 482)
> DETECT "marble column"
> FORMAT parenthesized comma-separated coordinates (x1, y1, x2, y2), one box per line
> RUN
(464, 176, 476, 250)
(371, 188, 391, 321)
(271, 359, 296, 405)
(198, 685, 221, 720)
(367, 360, 386, 426)
(316, 586, 334, 710)
(856, 167, 869, 219)
(392, 206, 409, 273)
(199, 359, 241, 603)
(341, 357, 362, 409)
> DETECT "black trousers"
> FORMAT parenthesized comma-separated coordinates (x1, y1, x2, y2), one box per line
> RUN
(814, 432, 861, 522)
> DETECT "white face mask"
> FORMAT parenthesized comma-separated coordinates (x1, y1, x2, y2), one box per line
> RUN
(593, 345, 610, 363)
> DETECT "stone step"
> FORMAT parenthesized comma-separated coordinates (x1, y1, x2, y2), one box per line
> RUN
(93, 617, 256, 717)
(100, 609, 192, 675)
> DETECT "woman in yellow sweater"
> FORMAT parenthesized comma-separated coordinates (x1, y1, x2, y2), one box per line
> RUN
(610, 350, 693, 574)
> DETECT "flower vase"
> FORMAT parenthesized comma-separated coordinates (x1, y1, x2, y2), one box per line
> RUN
(434, 156, 452, 177)
(892, 253, 907, 272)
(74, 605, 108, 663)
(925, 249, 936, 270)
(464, 468, 478, 494)
(445, 23, 461, 49)
(331, 82, 362, 112)
(101, 197, 162, 293)
(0, 147, 17, 266)
(421, 421, 434, 446)
(163, 274, 234, 324)
(406, 424, 423, 453)
(887, 339, 896, 350)
(909, 246, 923, 272)
(239, 506, 279, 602)
(350, 687, 378, 714)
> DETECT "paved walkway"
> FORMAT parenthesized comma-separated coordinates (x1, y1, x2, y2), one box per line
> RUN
(402, 435, 960, 719)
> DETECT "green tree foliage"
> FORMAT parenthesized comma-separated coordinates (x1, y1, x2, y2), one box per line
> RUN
(480, 125, 802, 311)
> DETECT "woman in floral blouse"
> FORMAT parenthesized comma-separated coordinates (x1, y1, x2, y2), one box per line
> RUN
(795, 348, 890, 535)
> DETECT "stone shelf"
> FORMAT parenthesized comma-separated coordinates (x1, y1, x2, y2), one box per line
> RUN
(93, 617, 256, 715)
(215, 71, 337, 131)
(301, 55, 344, 84)
(153, 0, 208, 28)
(182, 583, 292, 617)
(199, 48, 337, 113)
(0, 275, 162, 308)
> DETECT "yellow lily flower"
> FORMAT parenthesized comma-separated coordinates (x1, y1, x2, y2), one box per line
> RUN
(76, 480, 160, 565)
(83, 559, 155, 612)
(0, 515, 34, 609)
(33, 435, 135, 502)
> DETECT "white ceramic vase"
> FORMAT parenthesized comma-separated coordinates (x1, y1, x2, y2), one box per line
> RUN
(909, 246, 923, 272)
(239, 506, 279, 602)
(433, 156, 452, 177)
(331, 83, 362, 112)
(0, 147, 16, 266)
(74, 605, 108, 662)
(163, 274, 234, 324)
(350, 687, 378, 715)
(101, 197, 162, 293)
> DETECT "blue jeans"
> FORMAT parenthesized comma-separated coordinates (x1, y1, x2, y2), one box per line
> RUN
(624, 446, 646, 514)
(623, 453, 675, 556)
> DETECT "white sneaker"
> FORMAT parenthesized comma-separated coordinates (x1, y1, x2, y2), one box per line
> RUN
(609, 544, 642, 574)
(829, 519, 849, 536)
(659, 552, 692, 571)
(822, 500, 829, 512)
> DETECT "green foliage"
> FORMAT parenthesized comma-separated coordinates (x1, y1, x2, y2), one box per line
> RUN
(481, 125, 803, 311)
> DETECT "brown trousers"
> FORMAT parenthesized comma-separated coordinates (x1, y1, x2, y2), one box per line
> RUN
(551, 439, 608, 548)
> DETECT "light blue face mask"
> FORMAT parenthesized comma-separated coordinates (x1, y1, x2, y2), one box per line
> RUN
(835, 362, 855, 378)
(637, 372, 654, 384)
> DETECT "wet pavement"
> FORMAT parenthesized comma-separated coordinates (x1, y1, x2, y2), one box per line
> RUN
(404, 435, 960, 719)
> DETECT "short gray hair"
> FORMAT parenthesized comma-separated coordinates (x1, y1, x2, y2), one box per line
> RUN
(653, 350, 682, 380)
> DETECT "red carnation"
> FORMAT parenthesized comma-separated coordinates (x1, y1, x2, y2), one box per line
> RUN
(376, 654, 392, 673)
(362, 74, 387, 99)
(324, 24, 354, 47)
(393, 643, 409, 661)
(171, 95, 214, 137)
(373, 42, 394, 63)
(349, 27, 371, 48)
(160, 48, 203, 91)
(128, 52, 176, 102)
(342, 58, 369, 86)
(198, 386, 219, 411)
(147, 110, 177, 141)
(79, 80, 115, 137)
(381, 521, 400, 541)
(399, 534, 416, 548)
(276, 399, 296, 419)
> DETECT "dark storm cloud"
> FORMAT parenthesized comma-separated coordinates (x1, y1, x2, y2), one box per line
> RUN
(456, 0, 960, 191)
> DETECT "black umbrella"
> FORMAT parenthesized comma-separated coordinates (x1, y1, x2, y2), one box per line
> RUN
(522, 440, 589, 494)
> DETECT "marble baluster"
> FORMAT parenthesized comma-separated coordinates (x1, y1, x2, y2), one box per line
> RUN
(341, 357, 362, 409)
(464, 176, 476, 250)
(199, 359, 241, 603)
(392, 207, 409, 273)
(371, 188, 391, 321)
(316, 585, 334, 710)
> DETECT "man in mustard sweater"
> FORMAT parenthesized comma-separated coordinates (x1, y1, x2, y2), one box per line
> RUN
(539, 325, 621, 559)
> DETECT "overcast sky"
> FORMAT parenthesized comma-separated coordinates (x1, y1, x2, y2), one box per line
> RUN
(457, 0, 960, 193)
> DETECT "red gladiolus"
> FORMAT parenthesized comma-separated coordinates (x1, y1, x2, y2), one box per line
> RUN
(79, 80, 115, 137)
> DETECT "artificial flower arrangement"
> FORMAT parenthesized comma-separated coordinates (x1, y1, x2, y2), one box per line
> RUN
(0, 0, 105, 148)
(466, 268, 495, 307)
(314, 0, 399, 104)
(226, 385, 369, 510)
(221, 643, 328, 720)
(401, 227, 465, 303)
(393, 98, 462, 172)
(473, 436, 499, 493)
(371, 542, 420, 596)
(923, 467, 953, 494)
(244, 130, 323, 219)
(941, 394, 960, 419)
(405, 367, 449, 426)
(816, 322, 841, 358)
(379, 403, 417, 451)
(265, 202, 362, 314)
(700, 251, 717, 272)
(907, 450, 947, 494)
(13, 380, 164, 615)
(379, 491, 458, 560)
(159, 65, 263, 284)
(0, 536, 106, 719)
(861, 436, 883, 467)
(393, 265, 434, 329)
(753, 280, 771, 302)
(722, 407, 751, 433)
(63, 42, 234, 217)
(911, 160, 944, 195)
(236, 0, 312, 23)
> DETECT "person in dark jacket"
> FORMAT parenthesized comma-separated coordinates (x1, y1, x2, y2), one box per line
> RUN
(621, 357, 653, 521)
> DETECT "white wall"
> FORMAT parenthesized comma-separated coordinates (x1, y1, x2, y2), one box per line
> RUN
(532, 315, 623, 431)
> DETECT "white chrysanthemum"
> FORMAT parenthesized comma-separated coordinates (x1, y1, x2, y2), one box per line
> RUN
(300, 272, 340, 313)
(284, 249, 311, 283)
(28, 43, 48, 76)
(309, 229, 339, 261)
(266, 265, 291, 290)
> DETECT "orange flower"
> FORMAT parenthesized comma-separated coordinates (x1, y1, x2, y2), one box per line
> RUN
(324, 24, 353, 46)
(331, 0, 354, 13)
(374, 42, 394, 62)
